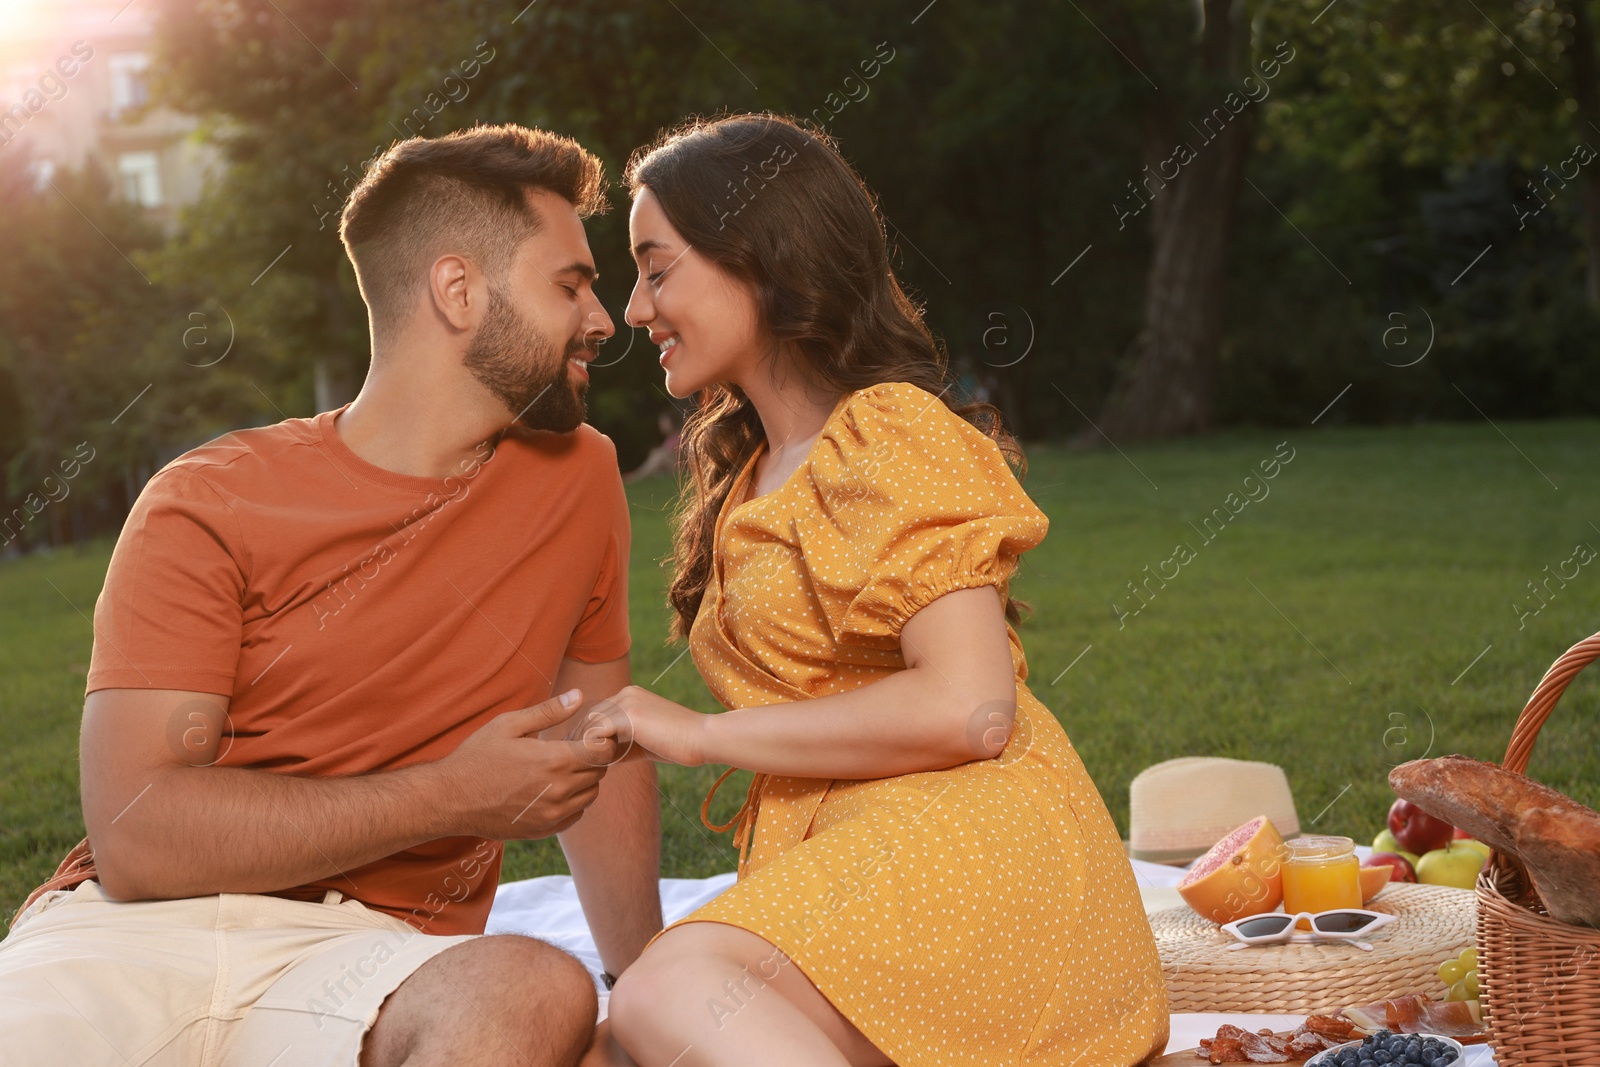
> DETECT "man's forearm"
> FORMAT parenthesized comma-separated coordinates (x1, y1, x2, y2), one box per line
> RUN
(91, 760, 453, 900)
(560, 757, 663, 975)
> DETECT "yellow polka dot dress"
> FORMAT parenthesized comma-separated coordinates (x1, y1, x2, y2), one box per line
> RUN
(652, 382, 1169, 1065)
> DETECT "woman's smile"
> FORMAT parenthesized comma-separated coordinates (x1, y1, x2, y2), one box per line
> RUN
(655, 332, 680, 366)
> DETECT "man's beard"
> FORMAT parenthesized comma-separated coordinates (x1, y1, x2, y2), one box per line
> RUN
(464, 284, 590, 433)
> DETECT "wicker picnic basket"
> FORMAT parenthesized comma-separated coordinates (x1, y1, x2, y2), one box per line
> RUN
(1475, 630, 1600, 1067)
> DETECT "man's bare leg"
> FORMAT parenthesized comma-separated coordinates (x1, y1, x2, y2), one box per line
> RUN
(362, 935, 597, 1067)
(578, 1019, 637, 1067)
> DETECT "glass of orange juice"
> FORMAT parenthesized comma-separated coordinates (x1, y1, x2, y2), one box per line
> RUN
(1281, 836, 1362, 929)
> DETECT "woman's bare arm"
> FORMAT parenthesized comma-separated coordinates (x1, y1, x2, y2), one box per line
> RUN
(699, 585, 1019, 778)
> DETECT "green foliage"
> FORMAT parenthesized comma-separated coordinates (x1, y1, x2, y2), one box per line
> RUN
(2, 0, 1598, 540)
(1263, 0, 1576, 171)
(1215, 0, 1600, 428)
(0, 149, 175, 546)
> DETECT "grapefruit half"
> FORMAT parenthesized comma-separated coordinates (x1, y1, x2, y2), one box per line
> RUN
(1176, 816, 1287, 925)
(1359, 863, 1393, 902)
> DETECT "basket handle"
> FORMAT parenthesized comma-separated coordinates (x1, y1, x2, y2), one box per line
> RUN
(1501, 630, 1600, 774)
(1484, 630, 1600, 892)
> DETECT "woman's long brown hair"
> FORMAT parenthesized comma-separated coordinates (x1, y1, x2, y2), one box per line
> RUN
(625, 114, 1027, 640)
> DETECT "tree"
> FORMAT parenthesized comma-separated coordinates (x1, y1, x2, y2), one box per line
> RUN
(0, 146, 182, 548)
(1251, 0, 1600, 418)
(1069, 0, 1274, 440)
(1538, 0, 1600, 303)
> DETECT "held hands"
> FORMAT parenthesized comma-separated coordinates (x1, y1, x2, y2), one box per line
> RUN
(437, 689, 619, 840)
(564, 685, 711, 767)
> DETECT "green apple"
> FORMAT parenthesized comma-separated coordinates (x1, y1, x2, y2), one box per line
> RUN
(1454, 838, 1492, 860)
(1372, 830, 1421, 868)
(1416, 843, 1488, 889)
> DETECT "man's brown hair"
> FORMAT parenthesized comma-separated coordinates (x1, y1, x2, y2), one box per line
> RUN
(340, 123, 607, 335)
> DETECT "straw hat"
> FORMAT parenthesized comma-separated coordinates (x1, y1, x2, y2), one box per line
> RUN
(1128, 757, 1300, 865)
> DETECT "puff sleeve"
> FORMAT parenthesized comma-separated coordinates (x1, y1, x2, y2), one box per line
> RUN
(794, 382, 1048, 646)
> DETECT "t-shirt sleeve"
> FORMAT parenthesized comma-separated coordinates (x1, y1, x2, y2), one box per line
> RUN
(563, 451, 632, 663)
(796, 383, 1048, 646)
(86, 466, 247, 696)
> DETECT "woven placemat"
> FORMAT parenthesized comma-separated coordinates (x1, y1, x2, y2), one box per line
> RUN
(1151, 882, 1477, 1014)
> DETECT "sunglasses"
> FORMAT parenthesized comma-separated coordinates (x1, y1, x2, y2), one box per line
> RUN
(1221, 910, 1396, 951)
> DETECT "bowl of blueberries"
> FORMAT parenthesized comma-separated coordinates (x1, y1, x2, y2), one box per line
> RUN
(1306, 1030, 1466, 1067)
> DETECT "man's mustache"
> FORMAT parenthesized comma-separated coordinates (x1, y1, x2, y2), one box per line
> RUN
(564, 334, 600, 359)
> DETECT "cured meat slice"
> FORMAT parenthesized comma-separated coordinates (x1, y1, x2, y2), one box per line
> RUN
(1199, 1025, 1288, 1063)
(1384, 994, 1431, 1033)
(1341, 994, 1486, 1039)
(1199, 1026, 1248, 1063)
(1198, 1024, 1309, 1063)
(1303, 1015, 1357, 1041)
(1417, 998, 1486, 1039)
(1193, 1013, 1388, 1064)
(1287, 1029, 1336, 1057)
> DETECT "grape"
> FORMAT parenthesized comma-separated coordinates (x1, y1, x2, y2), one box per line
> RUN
(1437, 958, 1468, 985)
(1463, 969, 1480, 999)
(1459, 946, 1478, 970)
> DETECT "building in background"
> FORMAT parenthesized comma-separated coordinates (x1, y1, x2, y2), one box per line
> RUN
(0, 0, 217, 229)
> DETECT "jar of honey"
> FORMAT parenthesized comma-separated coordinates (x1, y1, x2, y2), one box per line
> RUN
(1281, 835, 1362, 928)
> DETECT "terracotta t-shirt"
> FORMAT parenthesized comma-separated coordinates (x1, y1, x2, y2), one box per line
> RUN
(15, 405, 631, 935)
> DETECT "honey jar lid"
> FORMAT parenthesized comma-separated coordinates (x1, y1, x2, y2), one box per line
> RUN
(1285, 834, 1356, 861)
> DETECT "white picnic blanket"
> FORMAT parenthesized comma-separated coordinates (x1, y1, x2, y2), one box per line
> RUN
(485, 848, 1497, 1062)
(485, 846, 1383, 946)
(487, 870, 737, 999)
(483, 857, 1191, 985)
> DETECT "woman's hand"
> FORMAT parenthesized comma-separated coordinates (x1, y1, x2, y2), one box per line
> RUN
(566, 685, 711, 767)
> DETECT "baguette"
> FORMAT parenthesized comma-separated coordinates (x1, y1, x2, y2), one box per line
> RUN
(1389, 755, 1600, 928)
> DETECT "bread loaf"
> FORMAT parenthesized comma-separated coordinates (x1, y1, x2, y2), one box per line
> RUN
(1514, 806, 1600, 927)
(1389, 755, 1600, 928)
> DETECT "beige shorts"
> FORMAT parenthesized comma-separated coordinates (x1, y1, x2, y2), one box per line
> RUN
(0, 878, 482, 1066)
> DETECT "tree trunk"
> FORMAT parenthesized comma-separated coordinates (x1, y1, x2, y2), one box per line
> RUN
(1098, 112, 1254, 439)
(1565, 0, 1600, 306)
(1095, 0, 1256, 441)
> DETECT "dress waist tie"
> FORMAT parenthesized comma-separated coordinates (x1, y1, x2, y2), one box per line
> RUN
(702, 767, 770, 877)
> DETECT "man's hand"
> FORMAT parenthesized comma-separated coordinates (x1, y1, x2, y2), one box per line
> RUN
(436, 688, 618, 839)
(545, 656, 664, 978)
(82, 685, 619, 901)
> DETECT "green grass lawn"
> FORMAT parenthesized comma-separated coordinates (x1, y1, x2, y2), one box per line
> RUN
(5, 419, 1599, 919)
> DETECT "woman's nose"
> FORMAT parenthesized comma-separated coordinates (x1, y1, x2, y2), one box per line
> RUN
(624, 284, 651, 330)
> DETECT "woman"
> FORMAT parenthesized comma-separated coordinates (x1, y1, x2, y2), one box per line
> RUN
(579, 114, 1167, 1067)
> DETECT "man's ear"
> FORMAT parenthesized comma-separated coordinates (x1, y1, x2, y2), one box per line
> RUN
(428, 253, 480, 332)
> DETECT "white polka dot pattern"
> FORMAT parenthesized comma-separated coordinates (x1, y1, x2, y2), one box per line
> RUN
(646, 382, 1169, 1065)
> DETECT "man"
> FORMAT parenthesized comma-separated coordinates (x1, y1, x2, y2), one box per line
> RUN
(0, 124, 662, 1066)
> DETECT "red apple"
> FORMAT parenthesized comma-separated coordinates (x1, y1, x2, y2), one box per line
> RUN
(1364, 851, 1418, 883)
(1388, 799, 1455, 854)
(1453, 826, 1474, 839)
